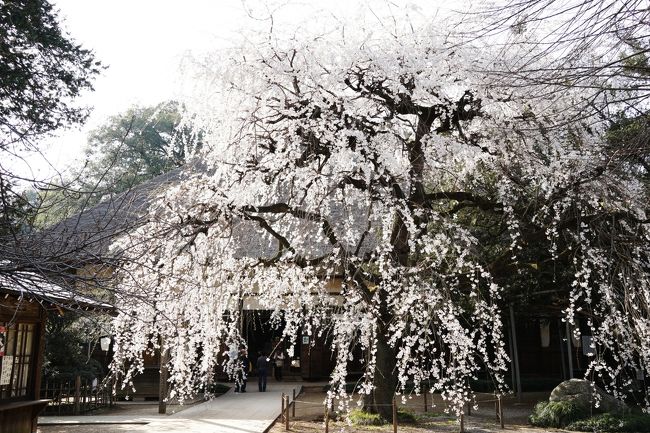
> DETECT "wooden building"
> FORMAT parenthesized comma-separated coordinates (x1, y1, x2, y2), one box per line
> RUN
(0, 272, 112, 433)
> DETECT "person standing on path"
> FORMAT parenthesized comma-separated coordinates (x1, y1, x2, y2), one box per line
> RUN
(256, 351, 269, 392)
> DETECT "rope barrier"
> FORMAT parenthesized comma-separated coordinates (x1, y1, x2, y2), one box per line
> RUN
(285, 392, 507, 433)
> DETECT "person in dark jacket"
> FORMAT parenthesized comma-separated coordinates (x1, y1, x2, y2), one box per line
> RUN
(256, 351, 269, 392)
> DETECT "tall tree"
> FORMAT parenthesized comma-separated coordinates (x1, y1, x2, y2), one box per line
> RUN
(81, 101, 200, 195)
(35, 101, 200, 227)
(0, 0, 103, 296)
(0, 0, 100, 150)
(110, 12, 650, 417)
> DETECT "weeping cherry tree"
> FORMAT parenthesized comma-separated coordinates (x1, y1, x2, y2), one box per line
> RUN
(109, 11, 650, 418)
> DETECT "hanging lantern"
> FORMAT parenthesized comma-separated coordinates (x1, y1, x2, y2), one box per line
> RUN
(100, 336, 111, 352)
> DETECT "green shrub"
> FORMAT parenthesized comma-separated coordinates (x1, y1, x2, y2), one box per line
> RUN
(568, 413, 650, 432)
(529, 400, 590, 428)
(348, 409, 385, 425)
(397, 408, 417, 424)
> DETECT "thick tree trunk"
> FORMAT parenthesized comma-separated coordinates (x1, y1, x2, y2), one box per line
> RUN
(366, 328, 398, 420)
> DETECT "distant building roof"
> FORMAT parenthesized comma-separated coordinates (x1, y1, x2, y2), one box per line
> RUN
(39, 166, 188, 258)
(0, 269, 114, 311)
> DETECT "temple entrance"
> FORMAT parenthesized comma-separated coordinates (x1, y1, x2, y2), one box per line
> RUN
(242, 310, 283, 359)
(241, 309, 336, 381)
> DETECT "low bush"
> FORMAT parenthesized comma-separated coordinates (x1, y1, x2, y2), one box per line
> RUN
(348, 409, 385, 425)
(568, 413, 650, 432)
(529, 400, 590, 428)
(397, 408, 417, 423)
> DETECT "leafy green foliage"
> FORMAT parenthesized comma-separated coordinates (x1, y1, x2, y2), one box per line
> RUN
(346, 408, 416, 425)
(397, 408, 417, 424)
(35, 101, 202, 227)
(348, 409, 385, 425)
(0, 0, 100, 147)
(43, 313, 104, 380)
(529, 400, 590, 428)
(0, 179, 36, 236)
(81, 101, 200, 195)
(568, 413, 650, 432)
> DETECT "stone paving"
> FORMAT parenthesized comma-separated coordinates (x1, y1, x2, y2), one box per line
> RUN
(39, 383, 301, 433)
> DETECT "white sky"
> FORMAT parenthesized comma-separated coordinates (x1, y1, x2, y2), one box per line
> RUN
(24, 0, 462, 183)
(33, 0, 252, 181)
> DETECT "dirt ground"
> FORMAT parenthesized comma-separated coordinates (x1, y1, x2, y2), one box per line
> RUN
(37, 400, 201, 433)
(268, 390, 566, 433)
(38, 390, 563, 433)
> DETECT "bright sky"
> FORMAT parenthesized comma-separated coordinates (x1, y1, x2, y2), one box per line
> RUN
(25, 0, 461, 183)
(33, 0, 252, 181)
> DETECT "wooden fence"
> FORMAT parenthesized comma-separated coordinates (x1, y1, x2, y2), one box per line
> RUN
(40, 376, 112, 415)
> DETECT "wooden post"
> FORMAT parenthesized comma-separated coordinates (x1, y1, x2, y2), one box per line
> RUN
(460, 412, 465, 433)
(392, 396, 397, 433)
(509, 305, 522, 400)
(467, 401, 471, 416)
(566, 321, 574, 379)
(58, 381, 64, 415)
(495, 394, 499, 422)
(292, 388, 296, 417)
(498, 395, 504, 429)
(285, 395, 290, 430)
(325, 406, 329, 433)
(424, 390, 428, 413)
(281, 392, 285, 421)
(73, 375, 81, 415)
(109, 377, 114, 407)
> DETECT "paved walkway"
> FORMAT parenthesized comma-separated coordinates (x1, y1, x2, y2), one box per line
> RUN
(39, 383, 301, 433)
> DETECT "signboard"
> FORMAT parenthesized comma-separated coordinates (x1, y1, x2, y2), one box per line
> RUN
(302, 335, 309, 345)
(0, 355, 13, 385)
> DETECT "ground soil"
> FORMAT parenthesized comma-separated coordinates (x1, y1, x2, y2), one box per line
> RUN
(268, 389, 567, 433)
(37, 398, 202, 433)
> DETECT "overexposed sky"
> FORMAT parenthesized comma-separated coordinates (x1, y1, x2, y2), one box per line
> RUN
(27, 0, 462, 182)
(37, 0, 252, 180)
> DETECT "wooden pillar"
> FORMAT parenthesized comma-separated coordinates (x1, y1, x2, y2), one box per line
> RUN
(558, 320, 567, 379)
(73, 375, 81, 415)
(33, 314, 47, 400)
(509, 305, 522, 399)
(565, 321, 574, 379)
(158, 347, 170, 414)
(498, 395, 504, 429)
(292, 388, 296, 417)
(392, 396, 397, 433)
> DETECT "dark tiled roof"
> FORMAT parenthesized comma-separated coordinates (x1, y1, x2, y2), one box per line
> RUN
(0, 270, 114, 311)
(39, 167, 187, 258)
